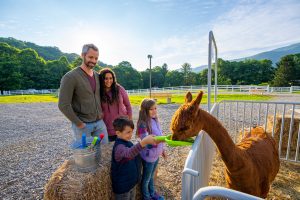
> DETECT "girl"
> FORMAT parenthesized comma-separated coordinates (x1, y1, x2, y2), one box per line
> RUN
(99, 68, 132, 142)
(137, 98, 166, 200)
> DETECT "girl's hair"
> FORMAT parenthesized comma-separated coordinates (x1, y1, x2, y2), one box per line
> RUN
(99, 68, 119, 104)
(136, 98, 157, 135)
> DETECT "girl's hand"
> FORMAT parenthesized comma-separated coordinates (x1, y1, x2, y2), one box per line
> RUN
(162, 150, 167, 160)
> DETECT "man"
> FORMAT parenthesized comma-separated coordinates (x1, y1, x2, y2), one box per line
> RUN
(58, 44, 109, 143)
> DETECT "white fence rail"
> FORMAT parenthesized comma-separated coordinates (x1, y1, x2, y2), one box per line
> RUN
(1, 85, 300, 96)
(181, 104, 217, 200)
(126, 85, 300, 95)
(181, 100, 300, 200)
(217, 100, 300, 163)
(1, 89, 58, 95)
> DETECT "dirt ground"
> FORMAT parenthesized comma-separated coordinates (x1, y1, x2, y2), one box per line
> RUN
(156, 146, 300, 199)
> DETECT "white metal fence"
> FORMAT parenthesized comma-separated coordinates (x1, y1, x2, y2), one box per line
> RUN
(126, 85, 300, 95)
(1, 85, 300, 96)
(0, 89, 58, 95)
(217, 100, 300, 163)
(181, 100, 300, 200)
(180, 31, 300, 199)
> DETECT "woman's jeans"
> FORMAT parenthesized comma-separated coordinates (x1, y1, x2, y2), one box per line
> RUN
(141, 158, 159, 199)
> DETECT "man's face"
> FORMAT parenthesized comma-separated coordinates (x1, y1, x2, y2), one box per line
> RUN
(82, 49, 99, 69)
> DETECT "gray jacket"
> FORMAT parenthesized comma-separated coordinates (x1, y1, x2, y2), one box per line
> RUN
(58, 67, 102, 125)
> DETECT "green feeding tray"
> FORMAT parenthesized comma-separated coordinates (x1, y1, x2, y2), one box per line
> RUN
(155, 134, 194, 147)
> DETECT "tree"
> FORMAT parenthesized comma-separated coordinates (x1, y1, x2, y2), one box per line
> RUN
(0, 43, 22, 92)
(113, 61, 143, 89)
(18, 48, 47, 89)
(46, 56, 72, 88)
(181, 63, 192, 85)
(164, 70, 184, 87)
(271, 54, 300, 86)
(151, 66, 165, 88)
(161, 63, 168, 82)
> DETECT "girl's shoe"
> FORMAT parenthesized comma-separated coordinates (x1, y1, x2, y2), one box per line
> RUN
(151, 193, 164, 200)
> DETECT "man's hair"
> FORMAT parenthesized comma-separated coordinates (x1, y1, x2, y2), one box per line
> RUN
(113, 116, 134, 132)
(82, 44, 98, 55)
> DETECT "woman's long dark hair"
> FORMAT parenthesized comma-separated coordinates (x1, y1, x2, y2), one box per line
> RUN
(99, 68, 119, 104)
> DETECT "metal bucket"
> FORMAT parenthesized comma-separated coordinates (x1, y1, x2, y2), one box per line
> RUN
(72, 139, 101, 173)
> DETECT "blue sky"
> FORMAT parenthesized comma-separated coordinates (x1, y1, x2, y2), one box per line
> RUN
(1, 0, 300, 70)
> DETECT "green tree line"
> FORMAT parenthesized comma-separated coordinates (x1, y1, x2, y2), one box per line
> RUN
(1, 42, 300, 93)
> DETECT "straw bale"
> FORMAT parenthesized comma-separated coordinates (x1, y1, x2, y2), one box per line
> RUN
(44, 142, 189, 200)
(266, 115, 300, 152)
(44, 143, 115, 200)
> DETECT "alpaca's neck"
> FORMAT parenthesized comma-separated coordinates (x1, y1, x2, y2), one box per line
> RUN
(198, 109, 238, 166)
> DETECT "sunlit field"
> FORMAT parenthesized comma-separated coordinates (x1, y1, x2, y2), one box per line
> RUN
(0, 93, 273, 105)
(129, 93, 273, 105)
(0, 94, 58, 103)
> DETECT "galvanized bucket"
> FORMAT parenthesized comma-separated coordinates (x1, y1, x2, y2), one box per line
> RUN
(71, 139, 101, 173)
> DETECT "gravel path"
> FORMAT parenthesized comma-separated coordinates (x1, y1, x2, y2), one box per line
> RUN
(0, 95, 299, 200)
(0, 103, 184, 200)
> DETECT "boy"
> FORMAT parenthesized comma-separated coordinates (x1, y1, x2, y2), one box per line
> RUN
(111, 117, 157, 200)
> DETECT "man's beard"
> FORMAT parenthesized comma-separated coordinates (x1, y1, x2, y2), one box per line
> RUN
(84, 59, 96, 69)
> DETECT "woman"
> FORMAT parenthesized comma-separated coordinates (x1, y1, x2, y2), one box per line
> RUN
(99, 68, 132, 142)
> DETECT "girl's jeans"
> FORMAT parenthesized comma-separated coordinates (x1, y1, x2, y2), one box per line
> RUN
(141, 158, 159, 199)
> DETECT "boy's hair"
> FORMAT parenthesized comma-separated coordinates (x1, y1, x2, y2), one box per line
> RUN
(113, 116, 134, 132)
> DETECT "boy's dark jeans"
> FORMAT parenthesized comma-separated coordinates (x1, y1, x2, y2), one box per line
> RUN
(114, 185, 136, 200)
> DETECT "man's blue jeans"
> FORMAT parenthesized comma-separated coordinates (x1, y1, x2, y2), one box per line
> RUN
(141, 158, 159, 200)
(71, 119, 109, 144)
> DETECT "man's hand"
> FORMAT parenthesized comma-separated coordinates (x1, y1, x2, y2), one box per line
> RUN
(77, 122, 86, 129)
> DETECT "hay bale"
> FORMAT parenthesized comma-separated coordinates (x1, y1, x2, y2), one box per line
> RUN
(44, 143, 144, 200)
(266, 115, 300, 152)
(44, 143, 114, 200)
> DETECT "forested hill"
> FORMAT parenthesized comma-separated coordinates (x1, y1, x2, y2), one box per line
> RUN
(236, 42, 300, 65)
(0, 37, 78, 62)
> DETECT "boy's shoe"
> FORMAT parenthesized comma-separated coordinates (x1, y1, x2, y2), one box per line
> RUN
(151, 193, 164, 200)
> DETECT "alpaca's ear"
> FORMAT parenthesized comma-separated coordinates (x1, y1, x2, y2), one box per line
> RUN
(192, 91, 203, 106)
(185, 92, 192, 103)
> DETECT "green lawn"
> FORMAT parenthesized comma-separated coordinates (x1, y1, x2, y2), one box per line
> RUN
(0, 93, 273, 105)
(130, 93, 273, 105)
(0, 94, 58, 103)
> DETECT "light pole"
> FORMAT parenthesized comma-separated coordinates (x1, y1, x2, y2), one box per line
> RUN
(147, 55, 152, 98)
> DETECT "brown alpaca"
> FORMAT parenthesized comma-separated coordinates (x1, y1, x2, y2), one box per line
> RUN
(171, 91, 280, 198)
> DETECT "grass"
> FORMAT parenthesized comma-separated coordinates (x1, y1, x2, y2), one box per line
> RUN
(129, 93, 273, 105)
(0, 94, 58, 104)
(0, 93, 273, 105)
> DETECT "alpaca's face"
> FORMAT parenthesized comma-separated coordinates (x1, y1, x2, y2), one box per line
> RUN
(171, 91, 204, 141)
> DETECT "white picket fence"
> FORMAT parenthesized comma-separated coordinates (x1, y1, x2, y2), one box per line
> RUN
(1, 85, 300, 96)
(125, 85, 300, 95)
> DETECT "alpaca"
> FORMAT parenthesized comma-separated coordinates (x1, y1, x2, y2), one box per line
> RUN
(170, 91, 280, 198)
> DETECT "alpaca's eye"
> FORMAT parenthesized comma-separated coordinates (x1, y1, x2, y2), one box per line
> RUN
(180, 126, 189, 131)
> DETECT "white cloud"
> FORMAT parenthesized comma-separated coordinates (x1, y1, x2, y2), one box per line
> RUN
(55, 21, 149, 69)
(152, 0, 300, 70)
(152, 30, 208, 69)
(212, 0, 300, 60)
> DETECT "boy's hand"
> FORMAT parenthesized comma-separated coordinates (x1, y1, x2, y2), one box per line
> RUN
(140, 135, 156, 147)
(155, 140, 165, 144)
